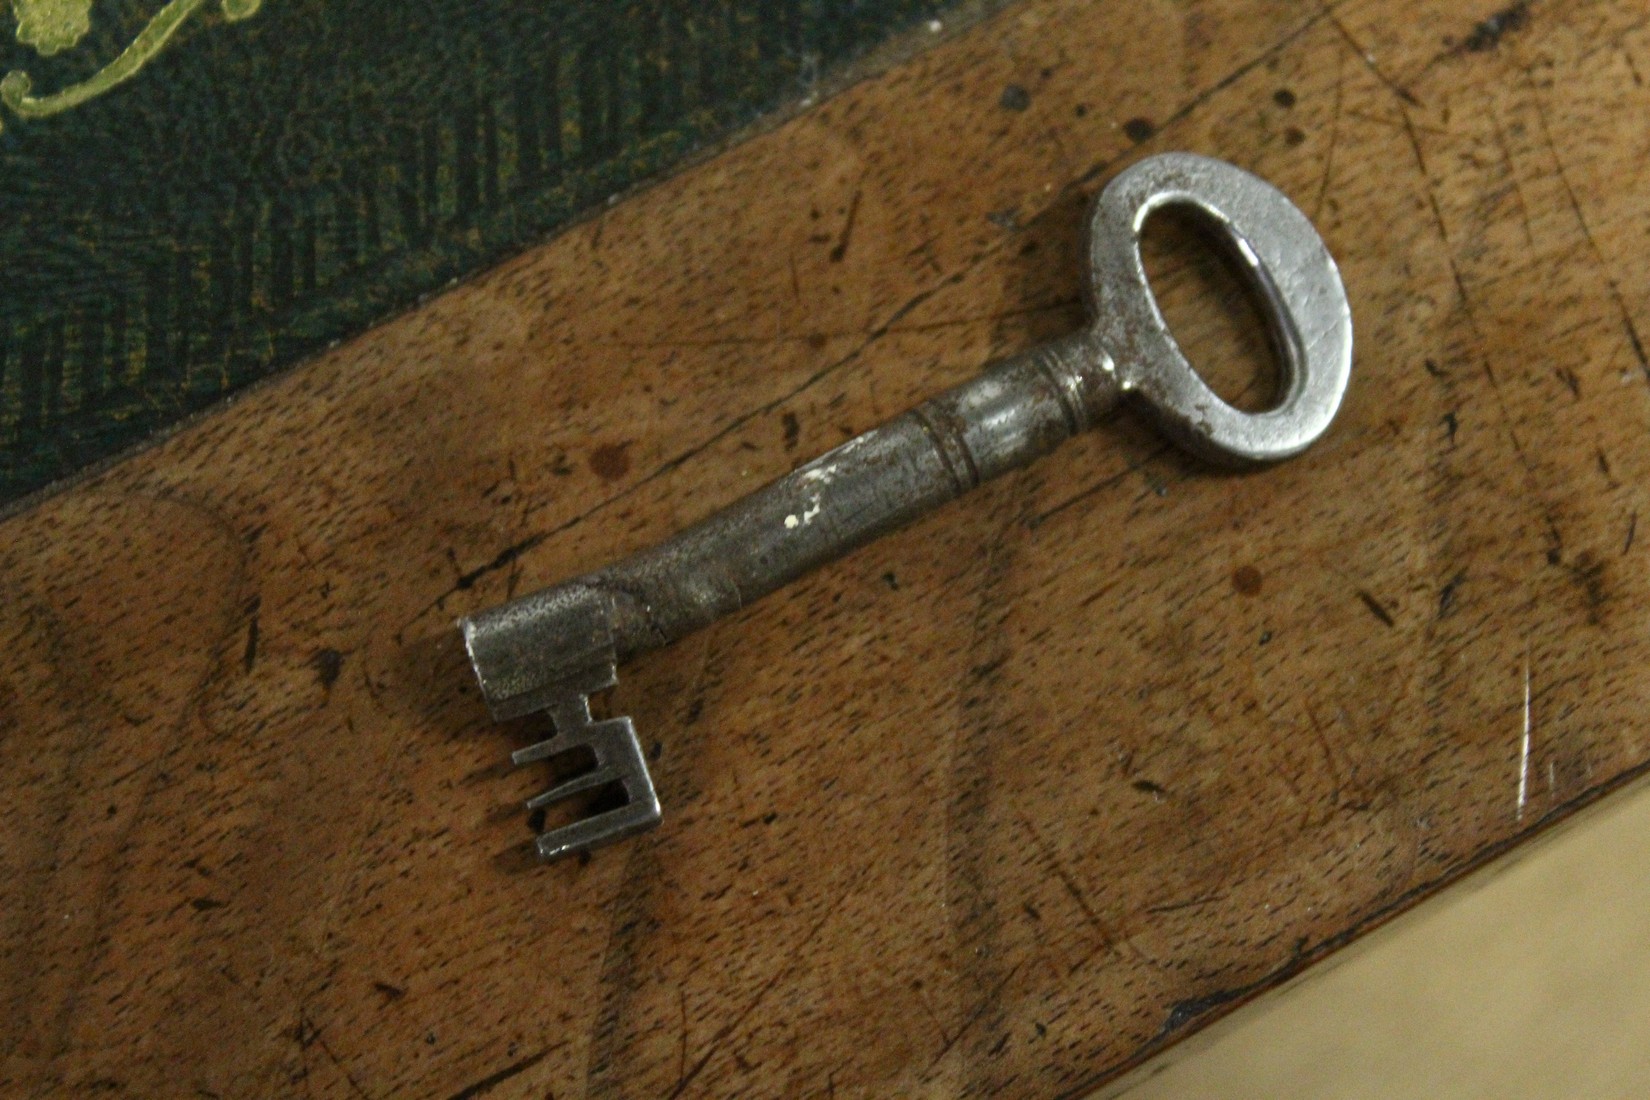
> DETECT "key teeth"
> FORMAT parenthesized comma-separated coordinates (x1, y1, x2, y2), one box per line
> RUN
(467, 607, 663, 862)
(534, 785, 662, 862)
(516, 709, 662, 863)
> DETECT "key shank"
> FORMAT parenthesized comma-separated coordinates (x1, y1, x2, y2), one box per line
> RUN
(462, 331, 1118, 719)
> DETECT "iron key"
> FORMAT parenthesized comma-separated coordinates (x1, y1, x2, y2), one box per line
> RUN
(460, 153, 1354, 862)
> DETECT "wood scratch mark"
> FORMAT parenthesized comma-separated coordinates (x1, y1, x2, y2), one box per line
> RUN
(1304, 701, 1344, 810)
(1398, 106, 1476, 316)
(1554, 365, 1582, 399)
(1314, 49, 1346, 220)
(912, 982, 953, 1051)
(1145, 893, 1229, 915)
(1356, 589, 1397, 628)
(1322, 3, 1421, 105)
(1029, 443, 1172, 529)
(1517, 651, 1532, 821)
(242, 593, 261, 673)
(1487, 102, 1535, 246)
(1019, 816, 1113, 951)
(666, 866, 867, 1099)
(445, 1047, 555, 1100)
(1399, 103, 1568, 566)
(922, 962, 1025, 1074)
(828, 187, 862, 263)
(676, 988, 689, 1088)
(1525, 79, 1650, 386)
(299, 1014, 374, 1100)
(1597, 446, 1618, 487)
(563, 297, 1079, 352)
(681, 631, 721, 728)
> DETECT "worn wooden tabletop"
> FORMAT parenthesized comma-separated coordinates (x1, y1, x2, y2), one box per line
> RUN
(6, 0, 1650, 1095)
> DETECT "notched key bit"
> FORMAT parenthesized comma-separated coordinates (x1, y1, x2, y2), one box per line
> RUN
(460, 153, 1354, 863)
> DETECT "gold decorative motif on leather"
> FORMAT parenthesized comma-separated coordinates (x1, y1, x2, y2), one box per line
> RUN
(2, 0, 263, 133)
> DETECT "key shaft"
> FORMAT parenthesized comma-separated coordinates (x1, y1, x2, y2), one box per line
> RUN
(464, 331, 1116, 715)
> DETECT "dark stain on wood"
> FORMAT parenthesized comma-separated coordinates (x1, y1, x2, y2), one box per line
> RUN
(589, 442, 632, 481)
(311, 648, 345, 691)
(1123, 116, 1158, 143)
(1462, 2, 1531, 52)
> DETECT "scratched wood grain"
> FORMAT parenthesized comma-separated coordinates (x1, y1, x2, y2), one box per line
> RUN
(4, 0, 1649, 1096)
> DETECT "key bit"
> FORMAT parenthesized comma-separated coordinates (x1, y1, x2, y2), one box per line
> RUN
(460, 153, 1354, 863)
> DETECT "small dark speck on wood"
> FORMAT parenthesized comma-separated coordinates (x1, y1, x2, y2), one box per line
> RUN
(999, 84, 1031, 111)
(1438, 572, 1466, 618)
(1356, 590, 1397, 628)
(1556, 365, 1581, 398)
(312, 648, 345, 690)
(1123, 117, 1157, 143)
(1462, 1, 1531, 52)
(243, 595, 261, 673)
(987, 207, 1021, 231)
(1232, 565, 1263, 597)
(828, 190, 860, 263)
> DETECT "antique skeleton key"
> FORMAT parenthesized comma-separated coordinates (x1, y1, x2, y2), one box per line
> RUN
(460, 153, 1353, 862)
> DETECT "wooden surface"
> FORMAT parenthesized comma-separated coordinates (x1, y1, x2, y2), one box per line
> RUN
(5, 0, 1650, 1095)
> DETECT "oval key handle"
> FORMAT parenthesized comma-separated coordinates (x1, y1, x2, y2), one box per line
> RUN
(1087, 152, 1353, 465)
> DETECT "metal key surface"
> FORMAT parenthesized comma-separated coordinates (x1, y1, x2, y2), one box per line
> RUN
(460, 152, 1354, 862)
